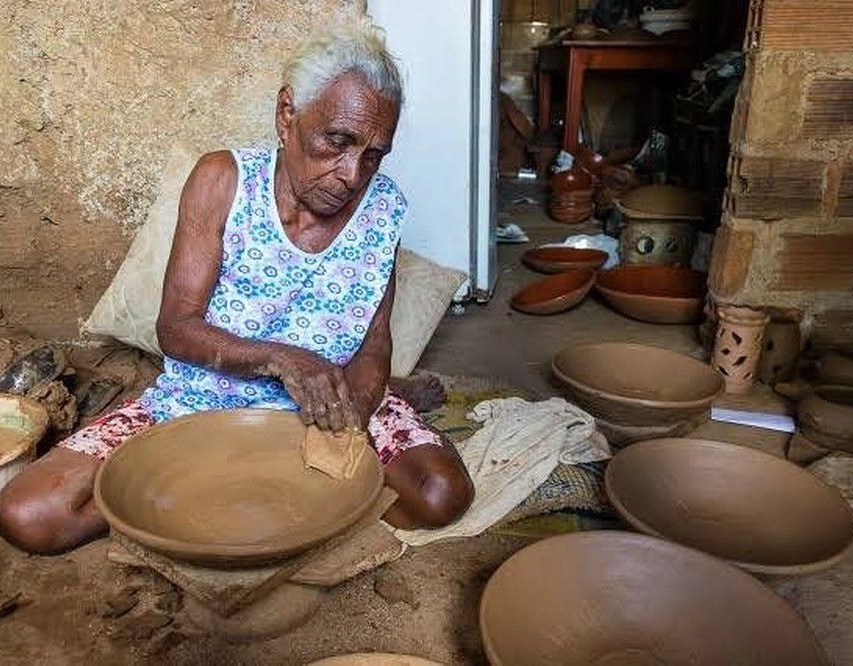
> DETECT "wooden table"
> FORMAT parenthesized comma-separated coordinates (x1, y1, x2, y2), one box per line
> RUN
(536, 34, 692, 152)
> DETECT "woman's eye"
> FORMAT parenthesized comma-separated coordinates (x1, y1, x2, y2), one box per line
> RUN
(327, 134, 348, 149)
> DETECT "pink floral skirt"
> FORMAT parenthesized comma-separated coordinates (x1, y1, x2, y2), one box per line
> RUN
(59, 392, 442, 465)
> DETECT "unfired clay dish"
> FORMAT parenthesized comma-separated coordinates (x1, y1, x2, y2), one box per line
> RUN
(618, 184, 704, 219)
(522, 247, 608, 274)
(309, 655, 442, 665)
(510, 269, 595, 315)
(605, 438, 853, 575)
(0, 393, 49, 491)
(480, 532, 826, 665)
(551, 343, 723, 425)
(595, 265, 707, 324)
(94, 410, 384, 566)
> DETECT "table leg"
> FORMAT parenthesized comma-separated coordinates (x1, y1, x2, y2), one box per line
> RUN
(537, 69, 552, 131)
(563, 49, 587, 152)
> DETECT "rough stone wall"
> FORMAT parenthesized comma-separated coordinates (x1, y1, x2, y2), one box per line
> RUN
(709, 0, 853, 352)
(0, 0, 364, 340)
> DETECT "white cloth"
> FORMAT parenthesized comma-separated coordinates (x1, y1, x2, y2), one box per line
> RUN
(391, 397, 608, 547)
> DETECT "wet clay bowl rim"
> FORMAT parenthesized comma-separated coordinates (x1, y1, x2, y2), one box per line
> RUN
(94, 409, 384, 567)
(522, 247, 608, 273)
(479, 532, 827, 666)
(308, 655, 442, 665)
(0, 393, 49, 467)
(595, 265, 707, 324)
(798, 385, 853, 450)
(551, 342, 724, 426)
(605, 438, 853, 576)
(510, 269, 595, 316)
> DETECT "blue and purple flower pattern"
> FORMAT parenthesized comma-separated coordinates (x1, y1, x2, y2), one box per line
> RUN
(140, 147, 406, 421)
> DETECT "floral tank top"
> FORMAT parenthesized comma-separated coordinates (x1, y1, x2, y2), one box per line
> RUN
(140, 147, 406, 422)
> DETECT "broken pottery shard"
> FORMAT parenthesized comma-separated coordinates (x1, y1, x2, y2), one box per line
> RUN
(302, 426, 367, 480)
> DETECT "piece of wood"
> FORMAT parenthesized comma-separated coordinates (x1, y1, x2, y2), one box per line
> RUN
(110, 488, 400, 617)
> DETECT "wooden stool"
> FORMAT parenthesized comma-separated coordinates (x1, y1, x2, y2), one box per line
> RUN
(108, 489, 402, 643)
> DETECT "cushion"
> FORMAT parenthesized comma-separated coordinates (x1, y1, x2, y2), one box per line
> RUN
(83, 148, 466, 378)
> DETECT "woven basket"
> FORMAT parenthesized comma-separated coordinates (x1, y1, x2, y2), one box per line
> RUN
(0, 393, 49, 490)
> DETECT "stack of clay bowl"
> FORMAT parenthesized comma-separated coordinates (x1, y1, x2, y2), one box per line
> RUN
(617, 184, 704, 266)
(552, 342, 723, 446)
(548, 167, 594, 224)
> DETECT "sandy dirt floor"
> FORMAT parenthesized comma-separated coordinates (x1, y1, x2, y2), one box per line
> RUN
(1, 182, 851, 664)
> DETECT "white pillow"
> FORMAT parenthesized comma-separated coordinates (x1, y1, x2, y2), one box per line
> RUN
(82, 148, 466, 377)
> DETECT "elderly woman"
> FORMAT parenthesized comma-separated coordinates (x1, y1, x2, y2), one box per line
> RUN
(0, 21, 474, 554)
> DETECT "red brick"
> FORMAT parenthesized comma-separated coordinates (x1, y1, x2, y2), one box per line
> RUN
(709, 225, 755, 299)
(759, 1, 853, 51)
(728, 156, 825, 219)
(803, 78, 853, 138)
(773, 234, 853, 291)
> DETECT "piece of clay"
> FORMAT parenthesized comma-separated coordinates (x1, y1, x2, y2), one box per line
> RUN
(26, 379, 78, 431)
(99, 588, 140, 619)
(112, 610, 173, 641)
(373, 568, 415, 607)
(303, 426, 367, 480)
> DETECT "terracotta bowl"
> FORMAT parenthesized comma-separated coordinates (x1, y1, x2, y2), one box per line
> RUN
(309, 655, 441, 666)
(95, 410, 384, 566)
(606, 439, 853, 575)
(479, 532, 826, 666)
(510, 269, 595, 316)
(551, 342, 724, 426)
(595, 265, 707, 324)
(0, 393, 49, 491)
(522, 247, 608, 273)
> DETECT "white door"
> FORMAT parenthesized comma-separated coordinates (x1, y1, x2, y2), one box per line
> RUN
(368, 0, 498, 299)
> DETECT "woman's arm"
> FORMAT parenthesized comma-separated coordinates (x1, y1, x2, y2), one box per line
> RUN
(156, 151, 357, 431)
(343, 261, 396, 428)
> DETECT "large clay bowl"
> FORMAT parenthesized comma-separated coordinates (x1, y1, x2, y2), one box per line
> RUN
(309, 655, 441, 665)
(95, 410, 384, 566)
(606, 439, 853, 575)
(595, 265, 707, 324)
(510, 269, 595, 316)
(551, 343, 723, 426)
(522, 247, 608, 273)
(479, 532, 826, 665)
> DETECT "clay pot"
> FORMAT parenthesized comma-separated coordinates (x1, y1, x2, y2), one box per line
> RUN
(521, 247, 608, 273)
(605, 438, 853, 576)
(757, 313, 802, 385)
(510, 269, 595, 315)
(798, 385, 853, 453)
(713, 305, 769, 394)
(573, 146, 607, 177)
(618, 184, 704, 220)
(595, 412, 707, 448)
(550, 167, 593, 193)
(0, 393, 49, 492)
(595, 265, 707, 324)
(94, 410, 384, 566)
(620, 218, 699, 266)
(479, 532, 826, 666)
(551, 342, 724, 426)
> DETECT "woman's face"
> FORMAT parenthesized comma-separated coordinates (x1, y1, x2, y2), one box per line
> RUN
(277, 71, 399, 217)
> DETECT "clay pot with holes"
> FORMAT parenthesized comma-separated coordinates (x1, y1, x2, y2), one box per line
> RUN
(757, 311, 802, 385)
(713, 305, 769, 394)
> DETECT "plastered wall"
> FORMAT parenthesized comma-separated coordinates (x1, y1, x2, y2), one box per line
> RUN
(0, 0, 364, 340)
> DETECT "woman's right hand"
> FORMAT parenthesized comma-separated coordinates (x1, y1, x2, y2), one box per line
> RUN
(266, 346, 360, 432)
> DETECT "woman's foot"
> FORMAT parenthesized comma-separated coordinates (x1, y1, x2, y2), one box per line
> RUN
(388, 372, 447, 413)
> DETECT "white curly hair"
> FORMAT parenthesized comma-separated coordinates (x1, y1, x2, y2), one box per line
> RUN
(282, 16, 403, 110)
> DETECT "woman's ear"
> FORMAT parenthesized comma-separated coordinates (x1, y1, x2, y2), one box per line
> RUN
(275, 86, 296, 141)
